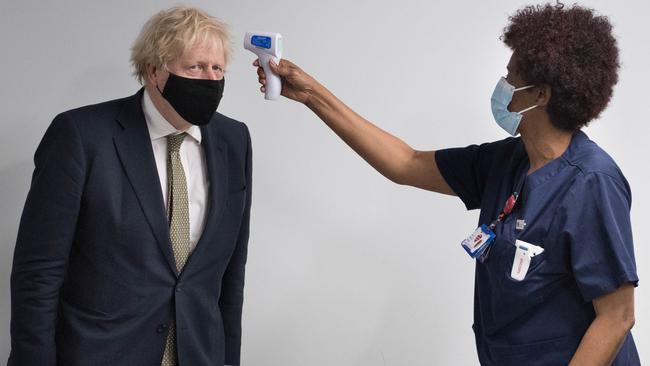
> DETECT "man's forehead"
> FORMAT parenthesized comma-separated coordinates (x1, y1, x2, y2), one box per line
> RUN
(188, 34, 223, 50)
(178, 38, 225, 60)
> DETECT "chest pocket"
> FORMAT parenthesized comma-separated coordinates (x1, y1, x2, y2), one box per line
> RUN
(480, 213, 556, 335)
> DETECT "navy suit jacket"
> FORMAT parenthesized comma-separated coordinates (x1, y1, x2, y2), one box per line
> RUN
(9, 89, 252, 365)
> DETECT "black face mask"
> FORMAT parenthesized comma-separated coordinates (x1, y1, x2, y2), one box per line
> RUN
(159, 72, 225, 126)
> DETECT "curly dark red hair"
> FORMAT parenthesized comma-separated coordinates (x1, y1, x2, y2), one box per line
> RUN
(502, 2, 619, 131)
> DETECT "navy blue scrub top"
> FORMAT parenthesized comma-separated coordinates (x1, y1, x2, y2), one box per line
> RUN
(436, 131, 639, 365)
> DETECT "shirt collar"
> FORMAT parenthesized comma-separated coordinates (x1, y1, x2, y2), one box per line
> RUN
(142, 88, 202, 143)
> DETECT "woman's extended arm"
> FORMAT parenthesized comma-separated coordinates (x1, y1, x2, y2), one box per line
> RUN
(255, 58, 454, 195)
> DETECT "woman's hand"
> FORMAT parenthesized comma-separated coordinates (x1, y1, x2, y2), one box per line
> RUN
(253, 58, 318, 105)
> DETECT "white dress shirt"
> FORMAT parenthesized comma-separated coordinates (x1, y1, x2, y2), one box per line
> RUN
(142, 89, 208, 252)
(143, 90, 233, 366)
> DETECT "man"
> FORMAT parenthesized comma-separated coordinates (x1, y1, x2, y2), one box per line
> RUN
(9, 6, 251, 366)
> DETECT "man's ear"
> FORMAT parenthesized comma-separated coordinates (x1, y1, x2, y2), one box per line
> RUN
(145, 64, 160, 87)
(535, 84, 552, 107)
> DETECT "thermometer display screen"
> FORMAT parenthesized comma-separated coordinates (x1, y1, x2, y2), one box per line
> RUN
(251, 35, 272, 49)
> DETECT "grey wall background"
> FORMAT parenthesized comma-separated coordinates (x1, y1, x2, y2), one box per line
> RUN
(1, 0, 648, 364)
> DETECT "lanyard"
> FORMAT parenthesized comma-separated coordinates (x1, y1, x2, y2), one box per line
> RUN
(488, 191, 519, 231)
(490, 165, 527, 230)
(478, 174, 526, 263)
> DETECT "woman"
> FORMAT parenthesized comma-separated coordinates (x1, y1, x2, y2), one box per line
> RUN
(253, 2, 638, 365)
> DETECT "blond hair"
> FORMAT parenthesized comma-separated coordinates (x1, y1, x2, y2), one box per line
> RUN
(130, 6, 232, 84)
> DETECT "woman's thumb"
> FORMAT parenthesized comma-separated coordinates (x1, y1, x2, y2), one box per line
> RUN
(269, 58, 287, 76)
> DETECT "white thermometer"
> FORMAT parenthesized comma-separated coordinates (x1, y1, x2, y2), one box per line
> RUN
(510, 240, 545, 281)
(244, 31, 283, 100)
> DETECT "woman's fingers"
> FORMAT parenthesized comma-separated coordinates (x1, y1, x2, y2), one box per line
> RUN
(269, 59, 292, 77)
(252, 57, 308, 98)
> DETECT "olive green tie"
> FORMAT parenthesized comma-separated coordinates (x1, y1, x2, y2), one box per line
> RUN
(161, 133, 191, 366)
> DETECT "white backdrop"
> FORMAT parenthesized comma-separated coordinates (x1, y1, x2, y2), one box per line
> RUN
(1, 1, 648, 364)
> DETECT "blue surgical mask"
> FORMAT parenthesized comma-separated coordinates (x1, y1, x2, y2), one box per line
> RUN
(491, 77, 537, 136)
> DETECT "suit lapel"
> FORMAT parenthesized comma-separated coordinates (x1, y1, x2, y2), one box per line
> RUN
(113, 89, 178, 276)
(180, 122, 229, 276)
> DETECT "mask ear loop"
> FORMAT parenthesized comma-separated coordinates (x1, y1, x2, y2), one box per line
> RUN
(154, 63, 170, 95)
(517, 104, 538, 114)
(513, 84, 535, 92)
(513, 84, 538, 114)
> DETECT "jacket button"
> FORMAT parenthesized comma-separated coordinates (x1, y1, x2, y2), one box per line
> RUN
(156, 324, 168, 334)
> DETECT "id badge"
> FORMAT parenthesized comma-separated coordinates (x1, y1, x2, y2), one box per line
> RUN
(461, 224, 496, 259)
(510, 240, 544, 281)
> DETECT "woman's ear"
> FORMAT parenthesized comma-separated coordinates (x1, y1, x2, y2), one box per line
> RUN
(536, 84, 552, 107)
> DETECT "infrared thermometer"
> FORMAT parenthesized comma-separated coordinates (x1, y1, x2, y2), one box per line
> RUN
(244, 31, 283, 100)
